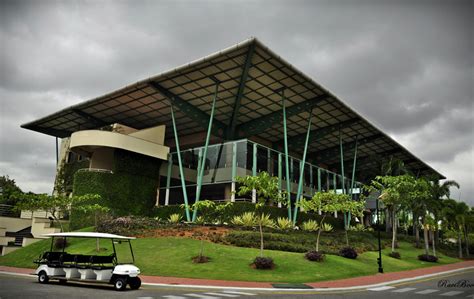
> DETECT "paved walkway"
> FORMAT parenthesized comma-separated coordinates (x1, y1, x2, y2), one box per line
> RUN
(1, 260, 473, 289)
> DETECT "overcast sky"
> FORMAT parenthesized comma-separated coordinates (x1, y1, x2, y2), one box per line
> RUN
(0, 0, 472, 205)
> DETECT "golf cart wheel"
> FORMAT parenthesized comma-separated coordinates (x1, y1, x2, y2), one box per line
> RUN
(114, 277, 127, 291)
(129, 277, 141, 290)
(38, 271, 49, 284)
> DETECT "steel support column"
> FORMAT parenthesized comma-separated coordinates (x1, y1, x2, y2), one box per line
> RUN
(192, 84, 219, 222)
(164, 153, 173, 206)
(169, 101, 191, 221)
(350, 137, 359, 198)
(282, 91, 292, 220)
(278, 153, 282, 208)
(293, 110, 313, 225)
(252, 142, 257, 203)
(231, 141, 237, 202)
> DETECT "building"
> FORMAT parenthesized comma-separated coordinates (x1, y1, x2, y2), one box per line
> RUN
(21, 37, 444, 221)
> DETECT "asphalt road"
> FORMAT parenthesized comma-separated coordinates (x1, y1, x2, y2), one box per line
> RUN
(0, 270, 473, 299)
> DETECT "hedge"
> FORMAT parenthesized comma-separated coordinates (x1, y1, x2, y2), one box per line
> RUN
(151, 202, 344, 229)
(223, 230, 380, 254)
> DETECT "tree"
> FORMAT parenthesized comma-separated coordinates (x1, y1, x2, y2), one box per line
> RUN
(367, 174, 415, 255)
(442, 199, 470, 258)
(189, 200, 216, 262)
(0, 175, 23, 205)
(408, 178, 432, 255)
(300, 191, 348, 252)
(14, 193, 107, 235)
(427, 178, 460, 246)
(236, 171, 286, 257)
(73, 194, 109, 252)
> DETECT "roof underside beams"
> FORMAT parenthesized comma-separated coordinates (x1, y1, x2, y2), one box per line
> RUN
(148, 81, 227, 138)
(237, 93, 330, 138)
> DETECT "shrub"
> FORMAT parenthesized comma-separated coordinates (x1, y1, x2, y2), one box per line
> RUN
(339, 247, 358, 259)
(168, 213, 182, 224)
(418, 254, 438, 263)
(97, 216, 160, 235)
(54, 237, 68, 250)
(349, 224, 367, 232)
(305, 250, 325, 262)
(388, 251, 401, 259)
(230, 215, 243, 226)
(223, 230, 379, 254)
(253, 256, 274, 269)
(240, 212, 257, 227)
(302, 220, 319, 232)
(276, 217, 293, 230)
(257, 213, 275, 228)
(150, 202, 344, 229)
(321, 223, 334, 232)
(195, 216, 206, 225)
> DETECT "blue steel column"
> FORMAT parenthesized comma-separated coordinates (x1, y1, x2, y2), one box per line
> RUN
(169, 101, 191, 221)
(278, 153, 282, 208)
(293, 110, 313, 224)
(317, 168, 321, 192)
(350, 137, 359, 198)
(192, 83, 219, 222)
(347, 137, 358, 226)
(231, 141, 237, 202)
(252, 142, 257, 203)
(282, 91, 292, 220)
(164, 153, 173, 206)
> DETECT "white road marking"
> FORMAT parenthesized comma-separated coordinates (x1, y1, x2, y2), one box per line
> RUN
(367, 286, 396, 291)
(392, 287, 417, 293)
(205, 293, 239, 297)
(222, 291, 256, 296)
(416, 289, 440, 294)
(185, 294, 220, 299)
(440, 291, 464, 296)
(465, 294, 474, 298)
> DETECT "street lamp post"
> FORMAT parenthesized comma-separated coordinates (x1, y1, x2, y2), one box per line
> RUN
(376, 196, 384, 273)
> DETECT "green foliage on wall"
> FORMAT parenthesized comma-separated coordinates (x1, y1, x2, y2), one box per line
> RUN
(71, 150, 161, 230)
(61, 160, 90, 192)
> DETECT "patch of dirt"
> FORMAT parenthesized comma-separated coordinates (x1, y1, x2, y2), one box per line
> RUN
(192, 255, 210, 263)
(136, 225, 230, 242)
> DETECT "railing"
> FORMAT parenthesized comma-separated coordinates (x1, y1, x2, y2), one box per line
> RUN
(0, 204, 20, 218)
(77, 168, 113, 174)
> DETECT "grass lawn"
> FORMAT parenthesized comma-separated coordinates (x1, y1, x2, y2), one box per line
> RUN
(0, 235, 460, 283)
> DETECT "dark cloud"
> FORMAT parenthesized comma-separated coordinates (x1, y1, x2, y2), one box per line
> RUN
(0, 0, 472, 204)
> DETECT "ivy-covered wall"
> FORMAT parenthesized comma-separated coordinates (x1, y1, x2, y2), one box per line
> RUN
(71, 149, 161, 229)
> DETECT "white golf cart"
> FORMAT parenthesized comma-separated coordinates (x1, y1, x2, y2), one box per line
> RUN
(34, 232, 141, 291)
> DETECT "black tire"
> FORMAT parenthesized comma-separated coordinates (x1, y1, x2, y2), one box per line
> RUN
(114, 277, 127, 291)
(129, 277, 141, 290)
(38, 271, 49, 284)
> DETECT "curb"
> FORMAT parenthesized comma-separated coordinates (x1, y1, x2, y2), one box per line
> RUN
(1, 266, 473, 292)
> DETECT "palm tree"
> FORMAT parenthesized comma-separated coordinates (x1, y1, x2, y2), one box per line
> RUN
(442, 199, 469, 258)
(428, 177, 460, 247)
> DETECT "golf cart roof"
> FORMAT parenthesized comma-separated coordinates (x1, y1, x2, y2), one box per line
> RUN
(42, 232, 136, 240)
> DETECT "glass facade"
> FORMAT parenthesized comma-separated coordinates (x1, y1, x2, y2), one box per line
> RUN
(158, 139, 362, 205)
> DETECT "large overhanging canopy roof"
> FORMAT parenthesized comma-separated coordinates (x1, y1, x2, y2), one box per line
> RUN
(22, 37, 443, 178)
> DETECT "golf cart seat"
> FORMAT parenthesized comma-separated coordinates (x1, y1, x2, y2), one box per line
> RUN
(74, 254, 92, 269)
(34, 252, 63, 267)
(90, 254, 116, 270)
(60, 253, 76, 268)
